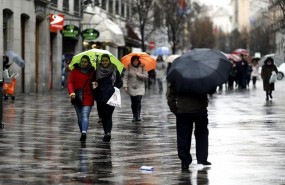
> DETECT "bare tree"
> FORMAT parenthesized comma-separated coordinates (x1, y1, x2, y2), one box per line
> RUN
(155, 0, 190, 54)
(128, 0, 156, 52)
(189, 17, 216, 48)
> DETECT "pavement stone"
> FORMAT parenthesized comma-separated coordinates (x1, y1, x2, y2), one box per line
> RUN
(1, 79, 285, 185)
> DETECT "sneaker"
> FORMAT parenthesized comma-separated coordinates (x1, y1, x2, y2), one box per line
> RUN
(102, 133, 111, 142)
(197, 161, 211, 165)
(80, 133, 86, 142)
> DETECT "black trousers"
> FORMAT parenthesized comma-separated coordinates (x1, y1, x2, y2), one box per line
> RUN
(130, 95, 142, 118)
(97, 102, 115, 134)
(176, 112, 209, 165)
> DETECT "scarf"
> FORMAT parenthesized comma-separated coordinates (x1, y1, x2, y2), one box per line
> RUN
(96, 63, 116, 84)
(77, 64, 92, 74)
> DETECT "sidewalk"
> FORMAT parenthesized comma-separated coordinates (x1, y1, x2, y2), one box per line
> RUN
(1, 79, 285, 185)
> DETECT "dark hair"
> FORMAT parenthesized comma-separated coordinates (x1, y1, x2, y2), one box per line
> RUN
(81, 55, 90, 63)
(264, 57, 274, 65)
(101, 53, 110, 62)
(131, 55, 140, 64)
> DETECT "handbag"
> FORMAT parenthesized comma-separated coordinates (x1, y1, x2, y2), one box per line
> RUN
(269, 71, 277, 84)
(71, 75, 91, 105)
(107, 87, 121, 107)
(71, 88, 83, 105)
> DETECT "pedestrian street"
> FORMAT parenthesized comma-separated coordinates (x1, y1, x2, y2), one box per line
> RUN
(1, 79, 285, 185)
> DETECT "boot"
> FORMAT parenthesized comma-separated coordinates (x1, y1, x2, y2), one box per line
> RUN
(136, 102, 141, 121)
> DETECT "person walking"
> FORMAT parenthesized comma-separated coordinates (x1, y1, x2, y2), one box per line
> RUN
(166, 84, 214, 171)
(67, 55, 95, 142)
(92, 54, 123, 142)
(236, 54, 249, 89)
(251, 58, 260, 88)
(123, 55, 148, 122)
(155, 55, 166, 93)
(261, 57, 278, 101)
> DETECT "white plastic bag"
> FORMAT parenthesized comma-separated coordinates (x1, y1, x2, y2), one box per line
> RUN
(107, 87, 121, 107)
(269, 71, 277, 84)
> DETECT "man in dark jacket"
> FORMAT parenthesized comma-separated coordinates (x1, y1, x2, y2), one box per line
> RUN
(166, 84, 213, 171)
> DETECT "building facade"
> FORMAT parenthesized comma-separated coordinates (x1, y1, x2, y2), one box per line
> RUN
(1, 0, 140, 94)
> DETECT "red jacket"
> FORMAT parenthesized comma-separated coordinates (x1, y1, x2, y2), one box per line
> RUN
(67, 68, 95, 106)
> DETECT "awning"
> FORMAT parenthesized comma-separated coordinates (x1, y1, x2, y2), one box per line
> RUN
(82, 14, 125, 47)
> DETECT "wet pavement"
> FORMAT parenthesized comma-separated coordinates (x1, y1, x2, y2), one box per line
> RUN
(1, 79, 285, 185)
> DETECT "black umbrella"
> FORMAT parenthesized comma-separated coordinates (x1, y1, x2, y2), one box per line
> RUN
(166, 48, 232, 94)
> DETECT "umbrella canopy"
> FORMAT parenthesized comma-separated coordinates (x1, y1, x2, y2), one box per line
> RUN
(154, 47, 170, 56)
(69, 48, 124, 74)
(165, 54, 180, 63)
(121, 52, 157, 71)
(259, 54, 284, 67)
(5, 50, 25, 68)
(232, 48, 249, 56)
(166, 48, 232, 94)
(224, 53, 242, 62)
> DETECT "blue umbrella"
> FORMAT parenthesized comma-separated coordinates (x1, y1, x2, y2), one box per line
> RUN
(155, 47, 170, 56)
(166, 48, 232, 94)
(5, 50, 25, 68)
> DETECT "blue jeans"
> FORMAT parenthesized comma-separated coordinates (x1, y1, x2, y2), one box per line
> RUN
(74, 105, 92, 133)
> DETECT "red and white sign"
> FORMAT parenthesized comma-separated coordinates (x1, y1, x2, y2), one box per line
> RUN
(149, 41, 155, 50)
(50, 14, 64, 32)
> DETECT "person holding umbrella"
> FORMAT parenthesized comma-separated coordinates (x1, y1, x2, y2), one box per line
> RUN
(67, 55, 95, 142)
(261, 57, 278, 101)
(123, 55, 148, 122)
(92, 54, 123, 142)
(166, 48, 232, 171)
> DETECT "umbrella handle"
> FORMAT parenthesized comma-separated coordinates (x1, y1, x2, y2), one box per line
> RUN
(95, 55, 99, 63)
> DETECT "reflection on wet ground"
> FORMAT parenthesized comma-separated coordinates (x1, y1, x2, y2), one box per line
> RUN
(1, 80, 285, 184)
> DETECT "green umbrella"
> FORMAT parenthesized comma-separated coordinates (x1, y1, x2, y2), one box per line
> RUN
(69, 48, 124, 74)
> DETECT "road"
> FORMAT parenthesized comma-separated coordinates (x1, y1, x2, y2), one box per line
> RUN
(1, 79, 285, 185)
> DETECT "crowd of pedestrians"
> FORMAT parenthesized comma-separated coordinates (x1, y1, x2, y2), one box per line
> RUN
(66, 50, 279, 172)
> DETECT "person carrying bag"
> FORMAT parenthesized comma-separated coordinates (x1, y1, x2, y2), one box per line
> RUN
(67, 55, 95, 142)
(92, 54, 123, 142)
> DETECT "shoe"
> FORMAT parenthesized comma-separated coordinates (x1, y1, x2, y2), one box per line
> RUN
(97, 118, 102, 125)
(80, 133, 86, 142)
(266, 97, 269, 101)
(102, 133, 111, 142)
(197, 161, 211, 165)
(181, 163, 190, 171)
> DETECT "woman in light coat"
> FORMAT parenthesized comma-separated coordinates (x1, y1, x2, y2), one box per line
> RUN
(123, 55, 148, 122)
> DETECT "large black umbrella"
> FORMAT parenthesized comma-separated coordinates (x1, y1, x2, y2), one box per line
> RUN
(166, 48, 232, 94)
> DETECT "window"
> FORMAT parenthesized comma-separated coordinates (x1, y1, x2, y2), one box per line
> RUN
(115, 0, 119, 15)
(63, 0, 69, 11)
(121, 2, 125, 17)
(101, 0, 107, 10)
(74, 0, 80, 15)
(127, 5, 130, 18)
(109, 0, 113, 14)
(51, 0, 58, 6)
